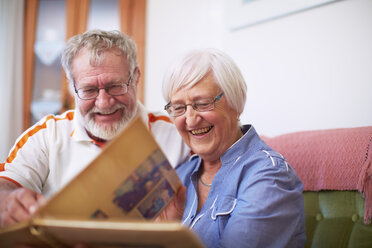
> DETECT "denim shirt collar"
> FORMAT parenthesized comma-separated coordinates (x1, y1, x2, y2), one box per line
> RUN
(188, 124, 262, 175)
(221, 124, 264, 164)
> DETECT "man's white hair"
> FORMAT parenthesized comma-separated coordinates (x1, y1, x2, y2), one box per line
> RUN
(61, 29, 138, 86)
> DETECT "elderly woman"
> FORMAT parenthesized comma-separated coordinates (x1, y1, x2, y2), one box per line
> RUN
(162, 49, 306, 248)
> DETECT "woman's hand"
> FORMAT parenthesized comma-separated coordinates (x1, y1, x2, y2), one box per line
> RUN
(156, 185, 186, 222)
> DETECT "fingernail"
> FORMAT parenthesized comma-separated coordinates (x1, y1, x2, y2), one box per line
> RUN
(39, 197, 47, 205)
(29, 205, 36, 214)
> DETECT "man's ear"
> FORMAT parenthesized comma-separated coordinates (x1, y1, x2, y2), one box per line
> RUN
(133, 67, 141, 86)
(68, 82, 75, 96)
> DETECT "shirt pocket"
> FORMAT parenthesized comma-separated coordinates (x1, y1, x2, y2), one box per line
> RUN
(211, 195, 237, 237)
(211, 195, 237, 220)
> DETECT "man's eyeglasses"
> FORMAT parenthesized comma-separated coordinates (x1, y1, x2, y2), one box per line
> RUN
(164, 92, 224, 117)
(74, 76, 132, 100)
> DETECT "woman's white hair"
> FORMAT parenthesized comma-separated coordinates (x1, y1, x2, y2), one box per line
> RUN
(162, 48, 247, 114)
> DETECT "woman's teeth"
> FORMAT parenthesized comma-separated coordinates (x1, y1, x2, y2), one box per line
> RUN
(191, 126, 212, 135)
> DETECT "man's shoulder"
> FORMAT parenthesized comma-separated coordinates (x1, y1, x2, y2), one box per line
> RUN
(26, 110, 76, 137)
(147, 112, 173, 125)
(139, 104, 174, 130)
(35, 110, 75, 127)
(137, 102, 172, 126)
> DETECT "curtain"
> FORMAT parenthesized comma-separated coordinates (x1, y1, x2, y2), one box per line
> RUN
(119, 0, 146, 103)
(0, 0, 25, 161)
(23, 0, 38, 130)
(60, 0, 90, 112)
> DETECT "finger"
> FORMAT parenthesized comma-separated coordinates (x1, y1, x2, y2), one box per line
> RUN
(15, 189, 40, 215)
(174, 186, 186, 215)
(36, 193, 47, 206)
(177, 186, 186, 207)
(8, 203, 31, 222)
(5, 191, 32, 222)
(74, 242, 89, 248)
(0, 212, 17, 227)
(13, 245, 37, 248)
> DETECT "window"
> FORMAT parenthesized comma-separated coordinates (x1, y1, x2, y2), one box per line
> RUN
(31, 0, 66, 123)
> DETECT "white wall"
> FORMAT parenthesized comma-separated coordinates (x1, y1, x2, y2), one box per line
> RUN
(0, 0, 24, 161)
(145, 0, 372, 136)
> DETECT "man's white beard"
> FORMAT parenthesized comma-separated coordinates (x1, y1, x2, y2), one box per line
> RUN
(82, 104, 137, 141)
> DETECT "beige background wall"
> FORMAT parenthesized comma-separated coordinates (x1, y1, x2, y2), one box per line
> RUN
(145, 0, 372, 136)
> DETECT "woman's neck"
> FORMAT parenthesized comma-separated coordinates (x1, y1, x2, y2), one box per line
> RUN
(199, 127, 243, 167)
(202, 160, 222, 175)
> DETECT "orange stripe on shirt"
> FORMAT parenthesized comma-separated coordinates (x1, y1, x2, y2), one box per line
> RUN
(91, 139, 106, 148)
(4, 112, 75, 165)
(147, 113, 173, 133)
(0, 176, 23, 187)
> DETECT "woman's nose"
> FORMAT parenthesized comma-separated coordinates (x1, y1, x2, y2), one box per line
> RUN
(184, 105, 199, 126)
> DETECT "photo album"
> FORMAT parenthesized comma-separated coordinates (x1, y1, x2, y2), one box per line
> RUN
(0, 117, 204, 248)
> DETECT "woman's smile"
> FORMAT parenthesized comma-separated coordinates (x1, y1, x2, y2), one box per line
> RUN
(190, 126, 213, 136)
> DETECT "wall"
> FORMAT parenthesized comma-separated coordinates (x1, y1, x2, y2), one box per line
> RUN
(0, 1, 24, 161)
(145, 0, 372, 136)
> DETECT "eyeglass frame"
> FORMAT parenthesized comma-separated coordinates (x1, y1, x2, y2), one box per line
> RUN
(73, 75, 133, 100)
(164, 92, 224, 117)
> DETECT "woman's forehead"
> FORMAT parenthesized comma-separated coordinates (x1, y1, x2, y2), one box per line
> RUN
(171, 78, 221, 101)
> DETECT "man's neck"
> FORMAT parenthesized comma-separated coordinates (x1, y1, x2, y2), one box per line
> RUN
(86, 130, 108, 146)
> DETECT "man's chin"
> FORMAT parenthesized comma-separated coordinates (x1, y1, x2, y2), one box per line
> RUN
(81, 105, 138, 141)
(88, 122, 127, 141)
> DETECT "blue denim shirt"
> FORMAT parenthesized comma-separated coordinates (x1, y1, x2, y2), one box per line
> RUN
(177, 125, 306, 248)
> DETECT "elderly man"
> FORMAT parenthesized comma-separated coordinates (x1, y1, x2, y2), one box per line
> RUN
(0, 30, 190, 227)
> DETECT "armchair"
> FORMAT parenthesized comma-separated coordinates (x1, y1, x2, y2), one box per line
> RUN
(263, 126, 372, 247)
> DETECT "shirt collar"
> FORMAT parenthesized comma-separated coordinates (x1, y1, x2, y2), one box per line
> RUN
(71, 110, 91, 142)
(187, 125, 261, 169)
(220, 124, 261, 164)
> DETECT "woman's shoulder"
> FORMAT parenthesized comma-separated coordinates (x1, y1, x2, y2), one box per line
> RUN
(236, 147, 303, 193)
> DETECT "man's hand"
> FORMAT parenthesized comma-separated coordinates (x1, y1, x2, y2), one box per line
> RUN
(0, 179, 45, 227)
(156, 185, 186, 222)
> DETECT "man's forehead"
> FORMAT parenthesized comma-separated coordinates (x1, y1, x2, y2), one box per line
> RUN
(75, 47, 124, 64)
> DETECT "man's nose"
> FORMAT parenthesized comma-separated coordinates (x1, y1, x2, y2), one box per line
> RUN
(95, 89, 114, 107)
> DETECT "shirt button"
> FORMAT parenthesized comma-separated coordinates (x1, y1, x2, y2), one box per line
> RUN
(352, 214, 359, 222)
(316, 213, 323, 221)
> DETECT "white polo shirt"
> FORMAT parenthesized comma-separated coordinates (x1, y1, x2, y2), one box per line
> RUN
(0, 102, 190, 197)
